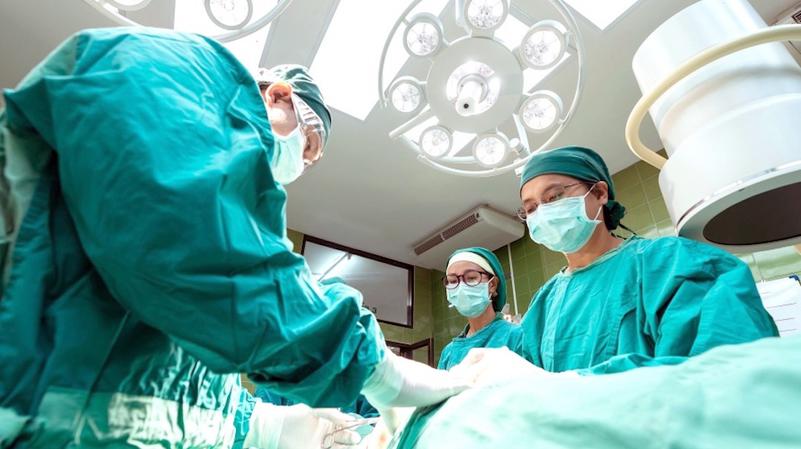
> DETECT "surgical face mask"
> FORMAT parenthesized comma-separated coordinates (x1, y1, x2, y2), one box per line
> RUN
(526, 188, 602, 254)
(270, 126, 306, 185)
(447, 282, 492, 318)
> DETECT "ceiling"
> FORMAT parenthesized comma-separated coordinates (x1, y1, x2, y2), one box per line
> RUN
(0, 0, 797, 268)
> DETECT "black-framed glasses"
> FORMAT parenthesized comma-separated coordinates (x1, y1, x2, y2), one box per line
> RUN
(516, 181, 595, 220)
(442, 270, 493, 289)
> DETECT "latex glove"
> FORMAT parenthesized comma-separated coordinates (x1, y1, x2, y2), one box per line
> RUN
(244, 403, 363, 449)
(450, 347, 577, 387)
(361, 350, 472, 410)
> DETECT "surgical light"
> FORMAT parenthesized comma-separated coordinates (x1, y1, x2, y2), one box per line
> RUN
(379, 0, 585, 177)
(107, 0, 151, 10)
(463, 0, 509, 32)
(520, 91, 562, 132)
(205, 0, 253, 30)
(389, 78, 425, 113)
(81, 0, 292, 42)
(404, 13, 444, 57)
(474, 134, 508, 167)
(420, 126, 453, 158)
(519, 20, 567, 69)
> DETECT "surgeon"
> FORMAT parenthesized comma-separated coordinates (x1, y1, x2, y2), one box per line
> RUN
(0, 28, 467, 448)
(512, 146, 777, 373)
(437, 247, 522, 370)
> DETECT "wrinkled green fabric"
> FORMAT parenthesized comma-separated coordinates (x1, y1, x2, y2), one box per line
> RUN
(448, 247, 507, 312)
(0, 27, 382, 448)
(437, 315, 522, 370)
(397, 335, 801, 449)
(521, 236, 778, 373)
(519, 146, 626, 230)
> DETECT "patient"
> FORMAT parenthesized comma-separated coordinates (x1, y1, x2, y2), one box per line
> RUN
(362, 335, 801, 449)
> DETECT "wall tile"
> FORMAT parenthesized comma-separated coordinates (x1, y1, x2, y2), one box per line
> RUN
(648, 197, 671, 223)
(636, 160, 660, 181)
(616, 184, 648, 209)
(753, 246, 801, 280)
(643, 177, 663, 202)
(625, 203, 655, 233)
(612, 165, 640, 188)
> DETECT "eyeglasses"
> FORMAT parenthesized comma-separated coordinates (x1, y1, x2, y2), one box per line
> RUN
(290, 94, 327, 165)
(442, 270, 493, 289)
(516, 181, 594, 220)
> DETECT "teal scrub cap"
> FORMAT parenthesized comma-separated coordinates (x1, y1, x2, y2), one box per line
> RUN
(448, 247, 507, 312)
(264, 64, 332, 147)
(519, 146, 627, 230)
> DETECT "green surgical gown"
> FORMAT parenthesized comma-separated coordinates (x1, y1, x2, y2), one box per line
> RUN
(437, 314, 523, 370)
(0, 28, 382, 448)
(521, 236, 778, 373)
(398, 334, 801, 449)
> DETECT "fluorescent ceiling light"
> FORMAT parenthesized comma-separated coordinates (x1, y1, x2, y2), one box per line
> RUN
(311, 0, 450, 120)
(563, 0, 639, 30)
(493, 13, 528, 51)
(522, 52, 570, 93)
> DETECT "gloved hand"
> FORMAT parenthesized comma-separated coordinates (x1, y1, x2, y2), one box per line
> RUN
(360, 350, 472, 411)
(450, 347, 576, 387)
(244, 402, 363, 449)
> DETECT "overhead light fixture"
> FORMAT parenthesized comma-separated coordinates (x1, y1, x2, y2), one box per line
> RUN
(420, 125, 453, 158)
(473, 133, 509, 167)
(518, 20, 567, 69)
(389, 77, 426, 113)
(379, 0, 585, 177)
(205, 0, 253, 30)
(404, 13, 444, 57)
(520, 90, 563, 132)
(459, 0, 510, 32)
(563, 0, 639, 31)
(81, 0, 292, 42)
(106, 0, 151, 10)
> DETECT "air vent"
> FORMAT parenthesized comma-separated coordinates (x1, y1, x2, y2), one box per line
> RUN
(411, 205, 525, 269)
(414, 234, 445, 255)
(441, 213, 480, 240)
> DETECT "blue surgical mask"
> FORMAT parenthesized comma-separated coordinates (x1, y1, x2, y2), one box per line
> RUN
(526, 189, 602, 254)
(270, 126, 305, 185)
(447, 283, 492, 318)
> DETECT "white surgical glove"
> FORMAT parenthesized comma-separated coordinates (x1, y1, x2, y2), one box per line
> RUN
(450, 347, 576, 387)
(244, 403, 363, 449)
(361, 350, 472, 413)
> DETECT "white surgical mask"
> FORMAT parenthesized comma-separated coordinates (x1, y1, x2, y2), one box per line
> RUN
(270, 126, 305, 185)
(526, 188, 602, 254)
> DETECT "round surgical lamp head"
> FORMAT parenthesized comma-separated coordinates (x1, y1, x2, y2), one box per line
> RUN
(518, 20, 567, 70)
(460, 0, 509, 33)
(420, 125, 453, 159)
(205, 0, 254, 30)
(404, 13, 444, 58)
(389, 77, 426, 113)
(520, 91, 563, 133)
(107, 0, 151, 10)
(473, 133, 509, 167)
